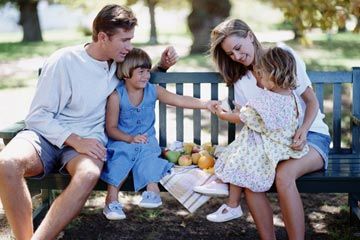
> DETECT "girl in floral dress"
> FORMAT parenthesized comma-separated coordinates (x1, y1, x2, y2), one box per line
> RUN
(206, 47, 309, 222)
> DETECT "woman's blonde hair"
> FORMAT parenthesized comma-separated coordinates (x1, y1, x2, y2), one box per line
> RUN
(117, 48, 152, 79)
(256, 47, 297, 90)
(210, 19, 263, 86)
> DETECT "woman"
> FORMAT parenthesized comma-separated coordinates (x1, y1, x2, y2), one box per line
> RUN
(195, 19, 331, 239)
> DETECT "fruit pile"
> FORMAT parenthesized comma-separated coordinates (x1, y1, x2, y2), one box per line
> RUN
(162, 142, 216, 174)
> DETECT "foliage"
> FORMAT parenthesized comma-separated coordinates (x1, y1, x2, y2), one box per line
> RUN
(268, 0, 357, 40)
(52, 0, 126, 12)
(126, 0, 188, 9)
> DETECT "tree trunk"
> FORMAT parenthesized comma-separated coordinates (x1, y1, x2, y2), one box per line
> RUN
(18, 0, 43, 42)
(188, 0, 231, 54)
(354, 16, 360, 33)
(146, 0, 158, 45)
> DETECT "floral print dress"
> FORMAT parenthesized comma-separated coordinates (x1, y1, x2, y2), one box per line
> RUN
(215, 89, 309, 192)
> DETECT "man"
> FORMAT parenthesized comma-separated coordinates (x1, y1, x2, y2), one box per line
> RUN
(0, 4, 178, 240)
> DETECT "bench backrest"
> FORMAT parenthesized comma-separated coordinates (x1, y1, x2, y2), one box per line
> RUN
(150, 67, 360, 157)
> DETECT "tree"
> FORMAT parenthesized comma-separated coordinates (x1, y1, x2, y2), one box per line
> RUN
(127, 0, 159, 44)
(351, 0, 360, 33)
(187, 0, 231, 54)
(0, 0, 43, 42)
(269, 0, 352, 40)
(125, 0, 187, 44)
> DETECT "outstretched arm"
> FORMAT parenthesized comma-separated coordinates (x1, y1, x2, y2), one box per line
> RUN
(105, 91, 147, 144)
(156, 85, 218, 112)
(214, 104, 243, 124)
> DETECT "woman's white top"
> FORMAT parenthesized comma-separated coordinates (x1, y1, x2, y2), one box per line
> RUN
(233, 43, 329, 136)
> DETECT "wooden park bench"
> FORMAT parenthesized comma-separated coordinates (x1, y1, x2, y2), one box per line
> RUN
(0, 68, 360, 228)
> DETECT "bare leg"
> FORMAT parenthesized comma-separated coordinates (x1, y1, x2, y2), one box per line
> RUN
(32, 155, 103, 240)
(147, 182, 160, 193)
(0, 139, 43, 240)
(227, 184, 242, 208)
(244, 189, 276, 240)
(105, 185, 120, 205)
(276, 147, 323, 240)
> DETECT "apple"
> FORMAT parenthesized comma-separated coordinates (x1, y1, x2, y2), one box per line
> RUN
(164, 150, 181, 164)
(178, 155, 192, 166)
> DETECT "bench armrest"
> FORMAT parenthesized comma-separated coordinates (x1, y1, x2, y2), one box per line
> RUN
(0, 120, 25, 145)
(352, 114, 360, 126)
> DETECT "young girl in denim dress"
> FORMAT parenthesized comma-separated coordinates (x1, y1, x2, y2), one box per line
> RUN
(101, 48, 217, 220)
(206, 47, 309, 222)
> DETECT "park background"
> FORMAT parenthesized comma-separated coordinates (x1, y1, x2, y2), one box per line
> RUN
(0, 0, 360, 239)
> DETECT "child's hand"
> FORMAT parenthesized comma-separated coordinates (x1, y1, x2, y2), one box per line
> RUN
(291, 126, 308, 150)
(131, 134, 148, 144)
(206, 100, 220, 114)
(232, 101, 241, 114)
(214, 103, 228, 119)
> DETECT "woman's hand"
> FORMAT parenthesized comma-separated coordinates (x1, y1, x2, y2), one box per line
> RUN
(291, 126, 308, 151)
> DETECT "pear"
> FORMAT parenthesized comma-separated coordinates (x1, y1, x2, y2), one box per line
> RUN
(202, 142, 215, 155)
(199, 150, 210, 157)
(164, 150, 181, 164)
(191, 152, 201, 165)
(183, 142, 195, 155)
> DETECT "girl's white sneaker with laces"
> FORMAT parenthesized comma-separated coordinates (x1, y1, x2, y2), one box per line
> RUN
(206, 204, 243, 222)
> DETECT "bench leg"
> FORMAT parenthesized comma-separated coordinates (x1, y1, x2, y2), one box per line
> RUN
(349, 193, 360, 227)
(33, 189, 55, 229)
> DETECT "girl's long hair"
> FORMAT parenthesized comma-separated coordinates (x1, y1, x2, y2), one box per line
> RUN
(209, 19, 263, 86)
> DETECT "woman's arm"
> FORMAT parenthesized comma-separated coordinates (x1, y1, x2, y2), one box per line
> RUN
(105, 91, 147, 143)
(291, 86, 319, 150)
(156, 85, 218, 112)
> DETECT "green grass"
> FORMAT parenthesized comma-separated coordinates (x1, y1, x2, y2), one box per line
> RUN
(286, 32, 360, 71)
(0, 30, 91, 61)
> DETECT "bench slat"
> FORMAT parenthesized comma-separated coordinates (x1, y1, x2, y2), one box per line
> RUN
(308, 71, 352, 84)
(314, 83, 324, 112)
(176, 83, 184, 142)
(352, 67, 360, 155)
(159, 83, 167, 147)
(332, 83, 342, 151)
(228, 86, 236, 144)
(193, 83, 201, 145)
(150, 72, 223, 84)
(211, 83, 218, 145)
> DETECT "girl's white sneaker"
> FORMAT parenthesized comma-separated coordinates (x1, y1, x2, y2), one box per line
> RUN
(206, 204, 243, 222)
(193, 181, 229, 197)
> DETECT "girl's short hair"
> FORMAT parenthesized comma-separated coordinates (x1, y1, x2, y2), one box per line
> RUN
(210, 19, 263, 86)
(117, 48, 152, 79)
(256, 47, 297, 90)
(92, 4, 137, 42)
